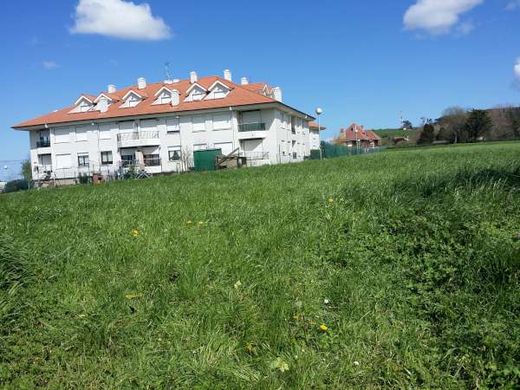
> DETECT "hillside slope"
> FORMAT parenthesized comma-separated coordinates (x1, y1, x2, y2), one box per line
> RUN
(1, 143, 519, 388)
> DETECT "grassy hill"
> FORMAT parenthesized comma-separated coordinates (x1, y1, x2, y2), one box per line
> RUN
(374, 128, 421, 146)
(1, 143, 519, 388)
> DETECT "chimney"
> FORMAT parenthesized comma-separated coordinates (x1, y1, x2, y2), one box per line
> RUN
(224, 69, 232, 81)
(240, 77, 249, 85)
(273, 86, 283, 102)
(137, 77, 147, 89)
(98, 98, 108, 113)
(190, 71, 198, 84)
(171, 90, 180, 106)
(107, 84, 116, 93)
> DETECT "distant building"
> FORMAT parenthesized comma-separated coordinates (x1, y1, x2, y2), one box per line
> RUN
(335, 123, 381, 148)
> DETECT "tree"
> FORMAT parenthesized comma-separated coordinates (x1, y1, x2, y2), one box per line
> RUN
(21, 159, 32, 182)
(465, 109, 492, 142)
(438, 106, 468, 143)
(505, 107, 520, 139)
(417, 123, 435, 145)
(401, 120, 413, 130)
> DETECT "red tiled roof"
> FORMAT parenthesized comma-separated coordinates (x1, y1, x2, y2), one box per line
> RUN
(336, 123, 381, 142)
(308, 121, 326, 131)
(13, 76, 288, 129)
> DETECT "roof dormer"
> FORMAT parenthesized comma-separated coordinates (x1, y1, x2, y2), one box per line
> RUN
(120, 90, 143, 108)
(206, 81, 231, 100)
(185, 83, 207, 102)
(153, 86, 180, 106)
(70, 95, 94, 113)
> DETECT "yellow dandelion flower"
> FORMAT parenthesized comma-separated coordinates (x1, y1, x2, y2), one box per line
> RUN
(319, 323, 328, 332)
(328, 197, 334, 204)
(131, 229, 140, 237)
(186, 220, 193, 225)
(198, 221, 204, 226)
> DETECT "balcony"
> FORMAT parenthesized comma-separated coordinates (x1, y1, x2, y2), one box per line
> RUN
(238, 122, 266, 132)
(36, 140, 51, 148)
(117, 130, 160, 148)
(238, 122, 267, 140)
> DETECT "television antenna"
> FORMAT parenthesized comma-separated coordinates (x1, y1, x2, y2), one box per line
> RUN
(164, 62, 173, 81)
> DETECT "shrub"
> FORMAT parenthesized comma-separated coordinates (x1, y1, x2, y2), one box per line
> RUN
(3, 179, 29, 193)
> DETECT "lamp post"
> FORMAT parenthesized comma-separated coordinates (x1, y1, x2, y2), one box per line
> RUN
(315, 107, 323, 160)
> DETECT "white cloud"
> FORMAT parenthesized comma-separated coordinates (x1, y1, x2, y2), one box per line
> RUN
(42, 61, 59, 70)
(70, 0, 171, 41)
(506, 0, 520, 10)
(514, 58, 520, 80)
(403, 0, 483, 35)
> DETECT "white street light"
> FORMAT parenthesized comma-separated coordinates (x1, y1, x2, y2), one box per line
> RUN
(315, 108, 323, 160)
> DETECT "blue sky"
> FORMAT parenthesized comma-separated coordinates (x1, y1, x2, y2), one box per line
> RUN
(1, 0, 519, 166)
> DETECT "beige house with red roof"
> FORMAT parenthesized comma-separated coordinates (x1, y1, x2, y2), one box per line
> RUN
(13, 70, 316, 182)
(335, 123, 381, 149)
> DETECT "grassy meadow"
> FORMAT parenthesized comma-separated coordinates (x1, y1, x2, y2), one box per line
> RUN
(1, 143, 519, 388)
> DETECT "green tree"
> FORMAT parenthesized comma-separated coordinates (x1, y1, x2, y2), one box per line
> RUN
(21, 160, 32, 182)
(465, 109, 492, 142)
(417, 124, 435, 145)
(437, 106, 468, 143)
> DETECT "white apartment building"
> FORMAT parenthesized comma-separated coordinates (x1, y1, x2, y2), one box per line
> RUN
(13, 70, 320, 182)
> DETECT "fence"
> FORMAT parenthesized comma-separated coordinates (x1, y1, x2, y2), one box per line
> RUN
(310, 142, 382, 160)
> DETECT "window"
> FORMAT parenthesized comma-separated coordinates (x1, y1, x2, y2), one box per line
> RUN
(159, 90, 171, 104)
(54, 128, 71, 143)
(55, 154, 72, 169)
(192, 115, 206, 132)
(121, 154, 135, 167)
(78, 153, 89, 167)
(79, 100, 91, 112)
(166, 118, 180, 132)
(168, 146, 181, 161)
(213, 113, 231, 130)
(122, 93, 141, 108)
(193, 143, 207, 151)
(101, 151, 113, 165)
(99, 124, 112, 140)
(144, 154, 160, 166)
(76, 126, 88, 141)
(191, 88, 205, 101)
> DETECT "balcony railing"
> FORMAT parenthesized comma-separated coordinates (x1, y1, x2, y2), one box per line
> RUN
(37, 140, 51, 148)
(240, 151, 269, 160)
(144, 156, 161, 167)
(238, 122, 266, 132)
(117, 130, 160, 143)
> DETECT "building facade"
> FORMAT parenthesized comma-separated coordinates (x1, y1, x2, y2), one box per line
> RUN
(13, 70, 318, 183)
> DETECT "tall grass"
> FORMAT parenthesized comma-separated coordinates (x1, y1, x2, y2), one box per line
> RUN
(0, 142, 519, 388)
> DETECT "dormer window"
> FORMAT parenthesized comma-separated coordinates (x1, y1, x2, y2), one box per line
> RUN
(121, 91, 142, 108)
(159, 90, 172, 104)
(185, 84, 207, 102)
(71, 96, 94, 113)
(206, 81, 230, 100)
(153, 87, 179, 105)
(191, 88, 205, 101)
(79, 100, 92, 112)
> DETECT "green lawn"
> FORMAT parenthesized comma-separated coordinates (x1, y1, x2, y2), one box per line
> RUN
(1, 143, 519, 388)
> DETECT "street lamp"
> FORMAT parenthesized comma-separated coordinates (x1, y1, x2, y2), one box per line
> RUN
(315, 107, 323, 160)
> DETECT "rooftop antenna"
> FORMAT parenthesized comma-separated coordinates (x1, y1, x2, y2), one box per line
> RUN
(164, 62, 173, 81)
